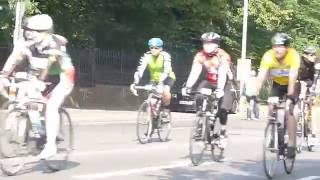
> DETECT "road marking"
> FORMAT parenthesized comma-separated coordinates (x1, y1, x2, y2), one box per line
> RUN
(72, 143, 189, 157)
(72, 160, 216, 179)
(296, 176, 320, 180)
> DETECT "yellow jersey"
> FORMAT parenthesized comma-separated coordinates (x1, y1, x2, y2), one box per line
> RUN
(260, 48, 300, 85)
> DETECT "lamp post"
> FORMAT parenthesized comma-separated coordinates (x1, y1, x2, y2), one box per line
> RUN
(13, 0, 25, 45)
(238, 0, 250, 113)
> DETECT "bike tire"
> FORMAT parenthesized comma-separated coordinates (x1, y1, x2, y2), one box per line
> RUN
(44, 108, 74, 171)
(296, 115, 304, 154)
(263, 122, 278, 179)
(0, 109, 28, 176)
(157, 110, 172, 142)
(189, 116, 207, 166)
(136, 102, 152, 144)
(283, 152, 295, 174)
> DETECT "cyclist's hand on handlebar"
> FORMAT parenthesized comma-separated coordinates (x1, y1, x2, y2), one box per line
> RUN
(156, 83, 164, 94)
(130, 83, 138, 96)
(214, 88, 224, 99)
(181, 87, 191, 97)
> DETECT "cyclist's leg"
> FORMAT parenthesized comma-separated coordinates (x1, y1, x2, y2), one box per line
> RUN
(218, 81, 233, 136)
(162, 77, 175, 107)
(40, 76, 74, 159)
(281, 83, 297, 158)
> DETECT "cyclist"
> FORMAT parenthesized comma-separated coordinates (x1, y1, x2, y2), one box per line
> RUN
(182, 32, 233, 147)
(298, 46, 319, 141)
(256, 33, 300, 159)
(0, 14, 75, 159)
(243, 69, 259, 120)
(130, 38, 176, 117)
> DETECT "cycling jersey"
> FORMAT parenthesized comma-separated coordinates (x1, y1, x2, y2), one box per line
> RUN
(193, 49, 231, 85)
(260, 48, 300, 85)
(134, 51, 175, 84)
(298, 58, 315, 87)
(3, 34, 75, 83)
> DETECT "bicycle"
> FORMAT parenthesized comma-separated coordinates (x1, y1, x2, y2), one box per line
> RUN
(0, 76, 74, 176)
(297, 94, 316, 152)
(188, 88, 225, 166)
(262, 96, 295, 179)
(135, 84, 172, 144)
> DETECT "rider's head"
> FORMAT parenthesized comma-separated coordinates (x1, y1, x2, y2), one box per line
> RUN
(271, 33, 290, 60)
(250, 69, 257, 77)
(302, 46, 317, 64)
(23, 14, 53, 43)
(201, 32, 221, 56)
(148, 38, 163, 56)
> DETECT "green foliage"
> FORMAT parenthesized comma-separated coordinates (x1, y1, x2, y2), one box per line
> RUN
(0, 0, 319, 66)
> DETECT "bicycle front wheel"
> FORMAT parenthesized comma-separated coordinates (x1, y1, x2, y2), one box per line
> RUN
(189, 116, 207, 166)
(136, 102, 153, 144)
(157, 110, 172, 142)
(44, 108, 74, 171)
(0, 109, 28, 176)
(263, 122, 278, 179)
(296, 115, 304, 154)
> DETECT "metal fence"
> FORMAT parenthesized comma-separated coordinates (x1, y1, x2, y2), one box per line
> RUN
(70, 47, 193, 89)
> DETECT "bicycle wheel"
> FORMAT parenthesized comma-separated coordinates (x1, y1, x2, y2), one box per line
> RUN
(157, 110, 172, 142)
(44, 108, 74, 171)
(263, 122, 278, 179)
(0, 110, 28, 176)
(189, 116, 207, 166)
(296, 116, 304, 154)
(136, 102, 153, 144)
(283, 133, 295, 174)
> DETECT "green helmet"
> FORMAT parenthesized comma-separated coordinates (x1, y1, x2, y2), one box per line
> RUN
(271, 33, 290, 46)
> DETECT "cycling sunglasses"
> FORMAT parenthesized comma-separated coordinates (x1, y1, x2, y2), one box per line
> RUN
(150, 46, 161, 50)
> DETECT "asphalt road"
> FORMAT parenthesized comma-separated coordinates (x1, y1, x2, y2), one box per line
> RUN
(1, 109, 320, 180)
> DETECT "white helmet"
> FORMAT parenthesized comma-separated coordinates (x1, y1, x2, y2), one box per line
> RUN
(25, 14, 53, 31)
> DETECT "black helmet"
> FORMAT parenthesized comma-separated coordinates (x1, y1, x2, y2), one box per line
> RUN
(271, 33, 290, 46)
(303, 46, 317, 55)
(201, 32, 221, 44)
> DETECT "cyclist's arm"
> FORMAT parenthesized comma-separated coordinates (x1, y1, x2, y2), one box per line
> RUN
(2, 44, 27, 76)
(159, 52, 172, 83)
(256, 68, 268, 95)
(288, 53, 300, 96)
(217, 59, 228, 91)
(133, 54, 149, 85)
(185, 54, 202, 88)
(256, 54, 270, 95)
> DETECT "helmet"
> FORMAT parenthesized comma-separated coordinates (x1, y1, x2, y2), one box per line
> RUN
(148, 38, 164, 48)
(25, 14, 53, 31)
(303, 46, 317, 55)
(271, 33, 290, 46)
(201, 32, 221, 44)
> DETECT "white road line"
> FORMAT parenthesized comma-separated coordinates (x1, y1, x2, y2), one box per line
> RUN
(72, 143, 189, 156)
(72, 160, 216, 179)
(296, 176, 320, 180)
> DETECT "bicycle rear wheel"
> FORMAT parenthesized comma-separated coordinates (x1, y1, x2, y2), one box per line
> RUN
(136, 102, 153, 144)
(263, 122, 278, 179)
(189, 116, 207, 166)
(157, 110, 172, 142)
(0, 109, 28, 176)
(44, 108, 74, 171)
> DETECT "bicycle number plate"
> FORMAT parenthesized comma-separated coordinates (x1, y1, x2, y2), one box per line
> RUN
(267, 97, 279, 104)
(200, 88, 212, 95)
